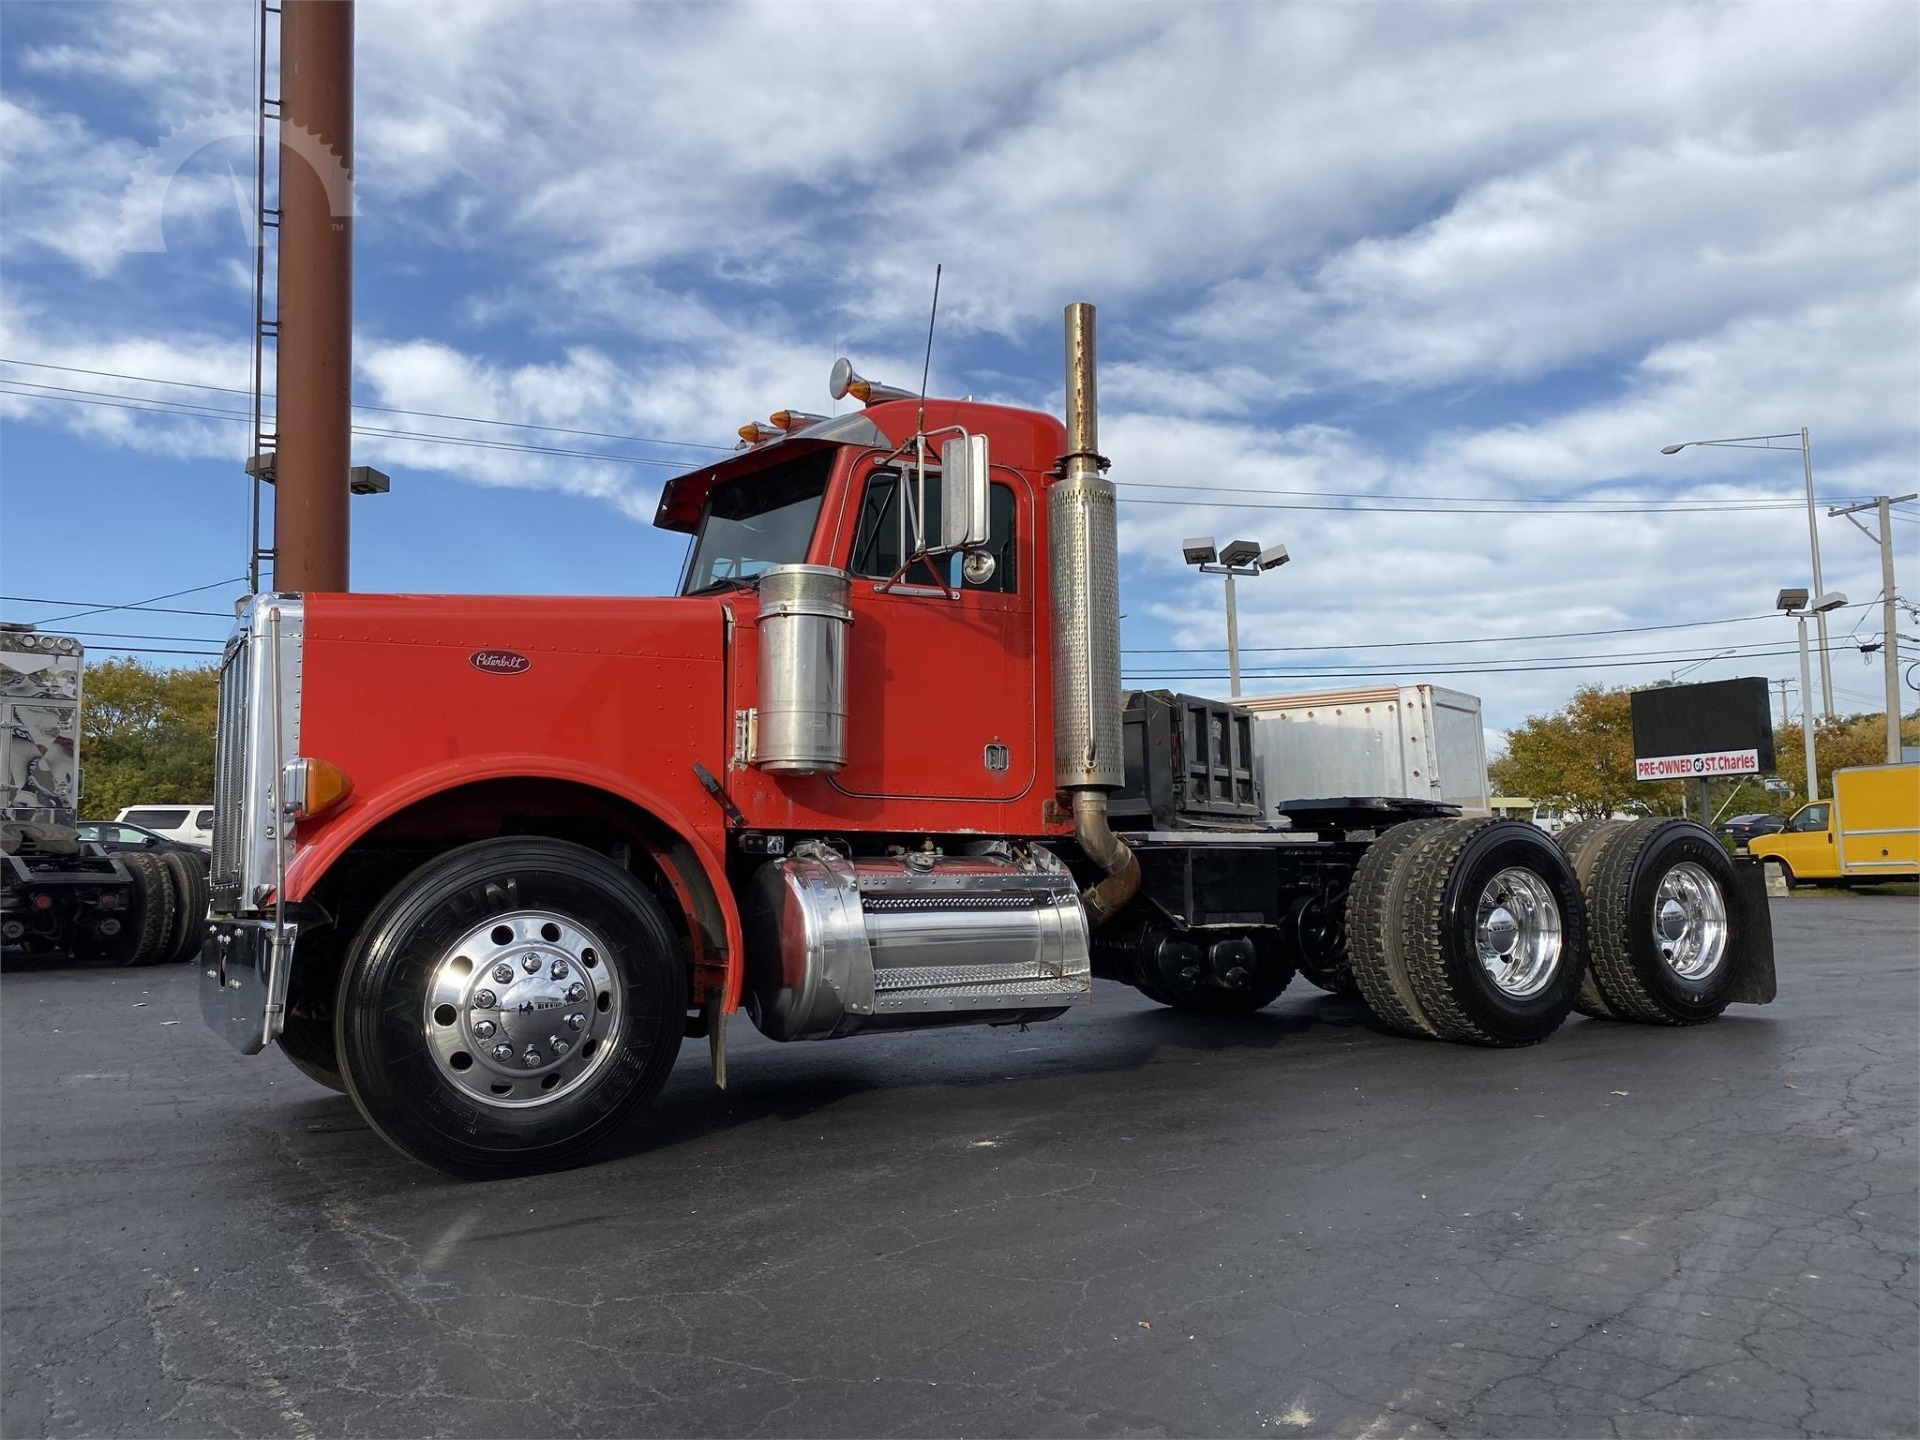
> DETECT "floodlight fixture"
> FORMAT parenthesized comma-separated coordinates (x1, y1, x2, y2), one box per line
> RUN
(349, 465, 391, 496)
(1777, 587, 1810, 613)
(1217, 539, 1261, 568)
(1182, 537, 1218, 567)
(1811, 590, 1847, 614)
(1256, 544, 1290, 571)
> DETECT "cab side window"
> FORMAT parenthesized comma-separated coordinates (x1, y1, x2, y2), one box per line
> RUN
(1790, 803, 1830, 832)
(848, 469, 1018, 594)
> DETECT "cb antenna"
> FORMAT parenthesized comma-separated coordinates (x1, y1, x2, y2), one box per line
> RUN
(916, 263, 942, 436)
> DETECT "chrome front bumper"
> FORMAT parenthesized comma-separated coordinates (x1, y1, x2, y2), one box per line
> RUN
(199, 918, 300, 1055)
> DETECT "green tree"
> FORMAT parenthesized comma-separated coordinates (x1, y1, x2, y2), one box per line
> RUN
(1767, 709, 1920, 809)
(1491, 684, 1685, 819)
(79, 659, 220, 817)
(1492, 683, 1919, 822)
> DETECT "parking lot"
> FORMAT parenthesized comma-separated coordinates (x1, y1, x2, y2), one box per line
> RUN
(3, 895, 1915, 1439)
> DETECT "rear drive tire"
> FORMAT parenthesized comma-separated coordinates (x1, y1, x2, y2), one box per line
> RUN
(1580, 820, 1744, 1026)
(158, 851, 205, 964)
(1556, 819, 1630, 1020)
(119, 853, 179, 967)
(1397, 820, 1587, 1047)
(335, 837, 686, 1179)
(1346, 818, 1453, 1037)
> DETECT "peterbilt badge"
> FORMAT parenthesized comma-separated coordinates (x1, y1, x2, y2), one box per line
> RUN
(469, 649, 532, 675)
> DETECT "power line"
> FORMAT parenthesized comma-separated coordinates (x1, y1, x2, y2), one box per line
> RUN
(1120, 608, 1851, 655)
(1124, 643, 1806, 684)
(0, 358, 729, 453)
(19, 578, 246, 626)
(1, 594, 236, 618)
(1115, 492, 1843, 517)
(1119, 479, 1833, 512)
(0, 384, 691, 469)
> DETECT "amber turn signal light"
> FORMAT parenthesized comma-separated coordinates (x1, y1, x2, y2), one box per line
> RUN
(283, 757, 353, 820)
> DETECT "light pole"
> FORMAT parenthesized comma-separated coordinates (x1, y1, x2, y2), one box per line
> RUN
(1181, 537, 1289, 697)
(1663, 429, 1833, 717)
(1778, 587, 1847, 801)
(1827, 491, 1916, 764)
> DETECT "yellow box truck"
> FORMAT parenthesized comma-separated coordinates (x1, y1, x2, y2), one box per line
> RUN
(1749, 762, 1919, 886)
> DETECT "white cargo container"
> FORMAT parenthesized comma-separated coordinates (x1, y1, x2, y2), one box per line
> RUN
(1238, 684, 1490, 817)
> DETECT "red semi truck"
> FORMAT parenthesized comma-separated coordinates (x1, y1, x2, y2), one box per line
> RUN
(199, 305, 1775, 1177)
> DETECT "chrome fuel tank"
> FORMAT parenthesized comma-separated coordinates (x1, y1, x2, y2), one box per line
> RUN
(742, 843, 1092, 1041)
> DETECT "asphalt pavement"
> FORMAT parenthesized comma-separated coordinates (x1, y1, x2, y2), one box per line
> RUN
(3, 896, 1915, 1439)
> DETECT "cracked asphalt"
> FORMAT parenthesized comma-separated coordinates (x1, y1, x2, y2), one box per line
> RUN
(4, 896, 1915, 1439)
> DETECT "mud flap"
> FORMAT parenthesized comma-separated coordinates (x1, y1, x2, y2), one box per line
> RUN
(1729, 858, 1777, 1005)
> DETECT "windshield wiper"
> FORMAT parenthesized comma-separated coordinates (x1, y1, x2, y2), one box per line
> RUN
(685, 575, 759, 597)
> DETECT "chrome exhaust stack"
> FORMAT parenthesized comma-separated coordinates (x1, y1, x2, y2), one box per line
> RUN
(1050, 303, 1139, 925)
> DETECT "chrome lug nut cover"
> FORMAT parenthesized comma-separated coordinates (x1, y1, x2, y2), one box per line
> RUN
(1653, 862, 1728, 980)
(423, 910, 624, 1111)
(1475, 868, 1563, 998)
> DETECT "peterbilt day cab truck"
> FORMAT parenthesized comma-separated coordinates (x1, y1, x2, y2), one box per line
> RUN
(1, 625, 209, 966)
(198, 306, 1776, 1178)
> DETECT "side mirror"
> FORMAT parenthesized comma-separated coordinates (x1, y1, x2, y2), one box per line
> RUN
(939, 433, 990, 552)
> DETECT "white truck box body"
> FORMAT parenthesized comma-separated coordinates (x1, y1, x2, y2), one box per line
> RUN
(1238, 684, 1490, 817)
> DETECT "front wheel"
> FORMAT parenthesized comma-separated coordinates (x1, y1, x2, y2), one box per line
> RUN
(335, 837, 686, 1179)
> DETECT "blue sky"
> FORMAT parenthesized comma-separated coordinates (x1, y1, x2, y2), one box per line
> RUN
(3, 0, 1916, 741)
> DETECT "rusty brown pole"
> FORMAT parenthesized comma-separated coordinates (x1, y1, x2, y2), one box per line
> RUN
(273, 0, 354, 592)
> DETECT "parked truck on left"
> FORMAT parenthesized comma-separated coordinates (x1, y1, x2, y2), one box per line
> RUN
(1, 625, 207, 966)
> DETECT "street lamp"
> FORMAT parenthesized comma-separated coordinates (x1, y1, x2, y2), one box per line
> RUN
(1664, 429, 1832, 717)
(1181, 536, 1289, 697)
(1777, 587, 1847, 801)
(1669, 648, 1737, 684)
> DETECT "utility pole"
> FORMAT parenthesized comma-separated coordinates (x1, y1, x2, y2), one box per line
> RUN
(1829, 492, 1916, 765)
(274, 0, 355, 592)
(1772, 677, 1793, 730)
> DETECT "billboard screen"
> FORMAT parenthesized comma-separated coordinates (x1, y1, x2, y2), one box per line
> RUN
(1630, 677, 1776, 782)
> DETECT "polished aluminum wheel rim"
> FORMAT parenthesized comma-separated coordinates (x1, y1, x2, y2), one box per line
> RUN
(423, 909, 621, 1109)
(1652, 862, 1728, 981)
(1475, 868, 1563, 998)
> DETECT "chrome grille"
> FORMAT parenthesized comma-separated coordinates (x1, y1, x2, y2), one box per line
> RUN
(211, 631, 250, 906)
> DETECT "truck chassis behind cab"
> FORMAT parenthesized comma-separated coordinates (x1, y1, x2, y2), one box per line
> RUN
(199, 307, 1776, 1178)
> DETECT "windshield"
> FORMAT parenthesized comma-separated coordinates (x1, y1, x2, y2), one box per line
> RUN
(680, 452, 834, 594)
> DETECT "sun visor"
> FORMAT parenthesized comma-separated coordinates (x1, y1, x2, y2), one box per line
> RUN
(653, 412, 896, 532)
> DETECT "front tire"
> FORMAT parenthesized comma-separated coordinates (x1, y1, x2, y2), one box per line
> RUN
(335, 837, 686, 1178)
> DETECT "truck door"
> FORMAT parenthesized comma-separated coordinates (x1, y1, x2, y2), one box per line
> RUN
(831, 456, 1037, 804)
(1769, 801, 1837, 878)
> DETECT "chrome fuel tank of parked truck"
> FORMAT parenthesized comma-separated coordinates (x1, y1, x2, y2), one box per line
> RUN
(742, 842, 1093, 1041)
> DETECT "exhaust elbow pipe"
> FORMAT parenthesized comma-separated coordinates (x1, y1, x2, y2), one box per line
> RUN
(1050, 302, 1138, 926)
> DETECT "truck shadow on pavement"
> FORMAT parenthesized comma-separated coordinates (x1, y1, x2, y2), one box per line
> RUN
(263, 988, 1391, 1184)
